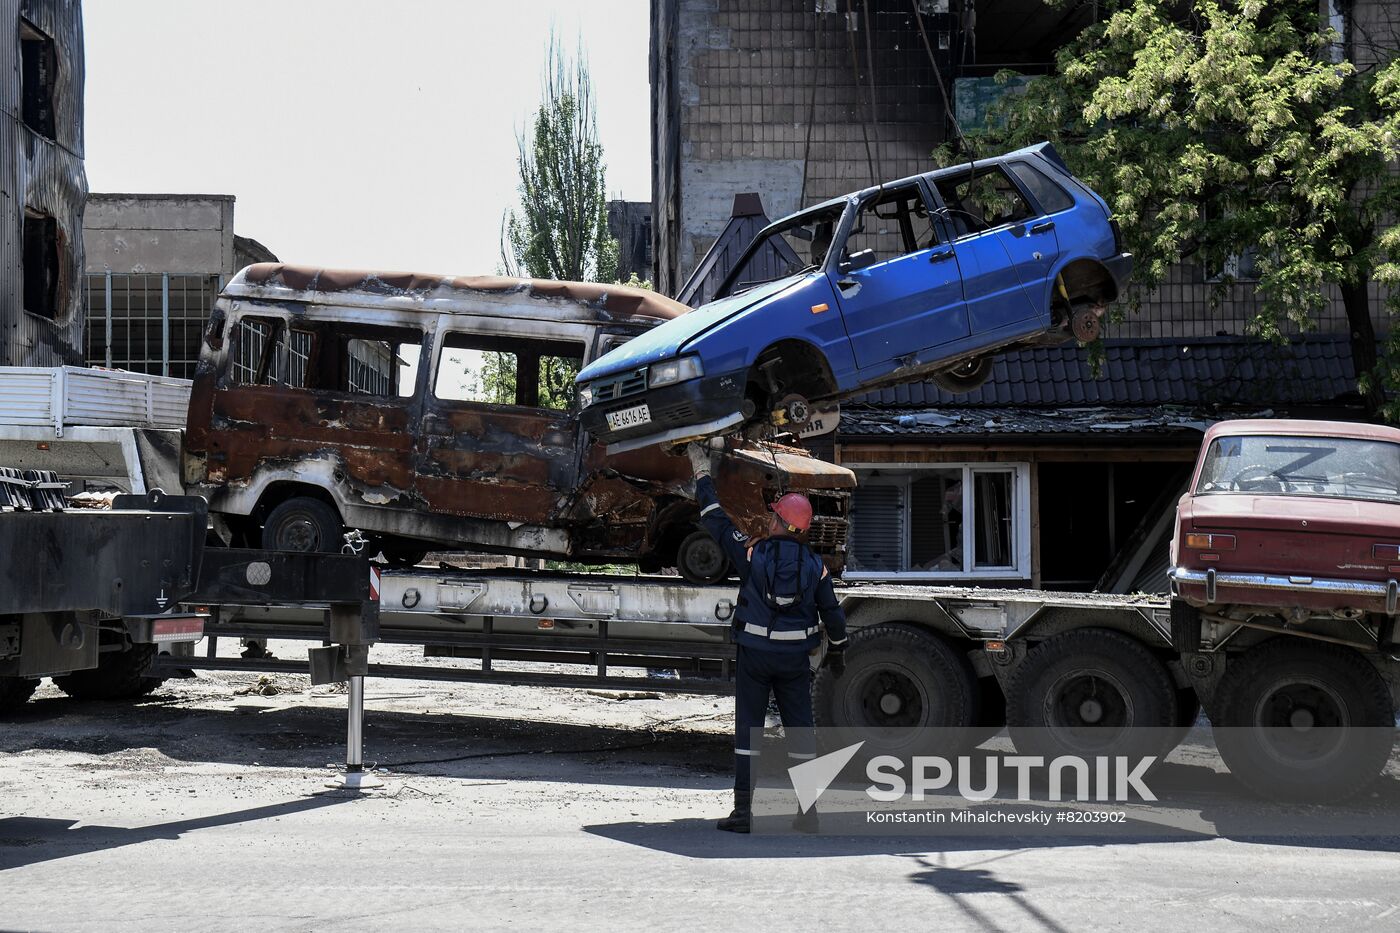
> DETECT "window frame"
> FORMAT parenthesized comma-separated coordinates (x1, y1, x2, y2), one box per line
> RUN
(843, 462, 1032, 581)
(225, 308, 424, 399)
(840, 182, 944, 266)
(432, 328, 587, 413)
(930, 163, 1041, 242)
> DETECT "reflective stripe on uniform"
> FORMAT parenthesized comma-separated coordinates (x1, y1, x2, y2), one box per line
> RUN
(743, 622, 819, 641)
(701, 502, 722, 516)
(788, 752, 817, 760)
(735, 748, 760, 757)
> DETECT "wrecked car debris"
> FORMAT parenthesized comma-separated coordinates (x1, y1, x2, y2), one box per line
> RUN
(577, 142, 1131, 453)
(183, 264, 854, 583)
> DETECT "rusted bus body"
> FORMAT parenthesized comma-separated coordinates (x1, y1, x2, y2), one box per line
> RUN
(183, 264, 853, 574)
(0, 0, 87, 366)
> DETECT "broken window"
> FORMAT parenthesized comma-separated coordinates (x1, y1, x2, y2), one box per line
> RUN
(230, 318, 420, 396)
(20, 20, 57, 139)
(230, 317, 287, 386)
(1006, 161, 1074, 214)
(842, 185, 942, 267)
(724, 203, 845, 294)
(935, 166, 1036, 236)
(846, 464, 1024, 578)
(435, 333, 585, 411)
(22, 211, 60, 320)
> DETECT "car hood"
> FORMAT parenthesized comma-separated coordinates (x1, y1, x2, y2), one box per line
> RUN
(1186, 493, 1400, 537)
(577, 275, 805, 382)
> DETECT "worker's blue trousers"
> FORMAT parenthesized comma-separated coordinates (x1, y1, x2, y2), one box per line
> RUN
(733, 645, 817, 796)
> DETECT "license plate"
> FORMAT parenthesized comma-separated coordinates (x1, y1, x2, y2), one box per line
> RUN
(606, 403, 651, 431)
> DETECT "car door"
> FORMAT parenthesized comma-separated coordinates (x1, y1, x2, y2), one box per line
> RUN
(933, 165, 1044, 334)
(828, 182, 970, 371)
(414, 322, 584, 525)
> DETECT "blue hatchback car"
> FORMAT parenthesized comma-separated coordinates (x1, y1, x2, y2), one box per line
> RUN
(578, 143, 1131, 452)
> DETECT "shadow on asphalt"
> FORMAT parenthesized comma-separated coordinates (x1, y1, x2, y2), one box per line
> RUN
(0, 694, 734, 790)
(585, 759, 1400, 858)
(0, 793, 357, 872)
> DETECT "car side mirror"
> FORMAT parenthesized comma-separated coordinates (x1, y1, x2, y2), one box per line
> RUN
(838, 249, 878, 274)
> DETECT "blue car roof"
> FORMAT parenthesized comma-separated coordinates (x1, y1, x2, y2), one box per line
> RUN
(775, 141, 1070, 226)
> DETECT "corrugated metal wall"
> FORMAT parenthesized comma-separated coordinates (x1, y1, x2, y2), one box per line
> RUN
(0, 0, 86, 367)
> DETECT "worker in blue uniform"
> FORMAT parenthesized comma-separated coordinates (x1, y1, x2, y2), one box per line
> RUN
(686, 442, 848, 834)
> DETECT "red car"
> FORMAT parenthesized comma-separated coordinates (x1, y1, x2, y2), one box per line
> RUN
(1171, 419, 1400, 616)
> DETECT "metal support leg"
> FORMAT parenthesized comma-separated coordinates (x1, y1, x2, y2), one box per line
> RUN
(327, 653, 383, 790)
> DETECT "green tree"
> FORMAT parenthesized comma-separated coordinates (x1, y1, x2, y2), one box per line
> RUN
(502, 34, 619, 284)
(972, 0, 1400, 418)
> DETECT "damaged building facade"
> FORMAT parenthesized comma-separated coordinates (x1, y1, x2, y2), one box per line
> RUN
(650, 0, 1399, 590)
(0, 0, 86, 367)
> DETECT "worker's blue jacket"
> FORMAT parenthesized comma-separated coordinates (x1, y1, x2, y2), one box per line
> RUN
(696, 475, 848, 654)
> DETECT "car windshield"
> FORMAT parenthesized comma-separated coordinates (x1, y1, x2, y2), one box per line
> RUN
(725, 204, 846, 293)
(1195, 434, 1400, 503)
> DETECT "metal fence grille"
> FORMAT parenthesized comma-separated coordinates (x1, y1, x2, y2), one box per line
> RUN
(83, 273, 224, 378)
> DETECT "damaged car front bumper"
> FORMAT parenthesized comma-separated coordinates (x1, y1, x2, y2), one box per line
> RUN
(579, 366, 750, 453)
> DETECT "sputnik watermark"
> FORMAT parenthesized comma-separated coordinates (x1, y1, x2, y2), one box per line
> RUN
(785, 742, 1157, 814)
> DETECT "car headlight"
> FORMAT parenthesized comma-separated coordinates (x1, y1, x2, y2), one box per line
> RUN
(648, 356, 704, 388)
(577, 382, 594, 408)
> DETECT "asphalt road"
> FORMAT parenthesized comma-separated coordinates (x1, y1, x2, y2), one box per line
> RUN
(2, 657, 1399, 932)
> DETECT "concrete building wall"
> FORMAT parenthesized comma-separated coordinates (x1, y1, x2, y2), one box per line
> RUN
(652, 0, 950, 295)
(83, 194, 236, 277)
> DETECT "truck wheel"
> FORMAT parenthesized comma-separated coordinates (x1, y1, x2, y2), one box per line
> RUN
(1006, 628, 1178, 761)
(676, 530, 729, 585)
(0, 676, 38, 713)
(932, 356, 991, 394)
(53, 644, 164, 701)
(813, 623, 979, 756)
(1213, 639, 1394, 803)
(262, 497, 343, 553)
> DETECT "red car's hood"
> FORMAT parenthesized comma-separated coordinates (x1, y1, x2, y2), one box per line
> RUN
(1186, 493, 1400, 537)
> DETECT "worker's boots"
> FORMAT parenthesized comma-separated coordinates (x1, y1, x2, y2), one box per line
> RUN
(717, 788, 751, 834)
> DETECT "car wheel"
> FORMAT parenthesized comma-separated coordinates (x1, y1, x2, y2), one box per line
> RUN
(676, 530, 730, 585)
(1213, 639, 1394, 803)
(262, 497, 343, 553)
(932, 356, 992, 394)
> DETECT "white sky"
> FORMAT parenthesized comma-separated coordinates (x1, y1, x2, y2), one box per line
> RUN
(82, 0, 652, 275)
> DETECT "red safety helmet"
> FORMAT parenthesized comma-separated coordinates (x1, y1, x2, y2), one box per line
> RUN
(770, 492, 813, 534)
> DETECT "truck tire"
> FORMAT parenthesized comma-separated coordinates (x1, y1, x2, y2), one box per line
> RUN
(262, 497, 343, 553)
(53, 644, 164, 701)
(813, 623, 979, 756)
(0, 676, 38, 713)
(676, 530, 730, 585)
(1212, 639, 1395, 803)
(1006, 628, 1178, 761)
